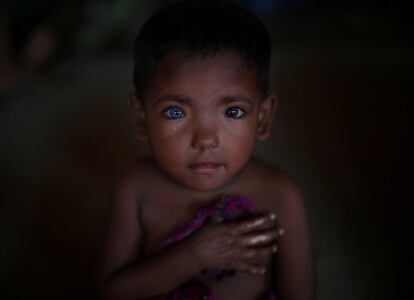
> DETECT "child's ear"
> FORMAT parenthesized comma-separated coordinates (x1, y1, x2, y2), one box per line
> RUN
(256, 95, 278, 141)
(129, 93, 148, 141)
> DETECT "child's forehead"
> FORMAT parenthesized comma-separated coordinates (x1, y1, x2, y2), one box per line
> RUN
(145, 49, 261, 100)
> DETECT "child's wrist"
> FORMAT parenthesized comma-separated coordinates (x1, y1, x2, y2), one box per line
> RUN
(181, 239, 205, 272)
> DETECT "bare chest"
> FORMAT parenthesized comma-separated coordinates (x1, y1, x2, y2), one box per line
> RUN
(140, 185, 278, 252)
(138, 187, 277, 299)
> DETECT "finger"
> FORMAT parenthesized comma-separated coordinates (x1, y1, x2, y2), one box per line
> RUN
(233, 261, 267, 275)
(240, 229, 280, 247)
(231, 213, 276, 235)
(241, 245, 277, 260)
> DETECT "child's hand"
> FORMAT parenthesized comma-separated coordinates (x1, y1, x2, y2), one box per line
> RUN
(186, 213, 283, 275)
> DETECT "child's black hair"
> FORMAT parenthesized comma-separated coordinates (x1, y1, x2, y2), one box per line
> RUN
(133, 0, 271, 100)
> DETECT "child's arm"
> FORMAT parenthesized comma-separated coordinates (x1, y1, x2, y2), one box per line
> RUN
(271, 174, 315, 300)
(98, 173, 281, 300)
(97, 173, 202, 299)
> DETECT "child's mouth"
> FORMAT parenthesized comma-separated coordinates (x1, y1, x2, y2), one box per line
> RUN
(189, 162, 224, 173)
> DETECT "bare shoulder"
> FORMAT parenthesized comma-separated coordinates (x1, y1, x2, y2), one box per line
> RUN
(249, 158, 304, 215)
(115, 157, 161, 198)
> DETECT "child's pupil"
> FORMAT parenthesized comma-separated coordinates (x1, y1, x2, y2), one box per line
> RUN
(168, 107, 184, 118)
(227, 107, 241, 118)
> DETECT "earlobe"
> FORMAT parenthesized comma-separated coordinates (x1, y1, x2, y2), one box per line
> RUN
(257, 95, 278, 141)
(128, 93, 148, 141)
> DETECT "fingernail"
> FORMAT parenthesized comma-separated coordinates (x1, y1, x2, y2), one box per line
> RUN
(253, 218, 265, 226)
(279, 228, 284, 235)
(250, 235, 267, 245)
(270, 213, 276, 221)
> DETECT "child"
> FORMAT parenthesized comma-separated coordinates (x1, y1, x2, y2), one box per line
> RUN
(98, 1, 314, 299)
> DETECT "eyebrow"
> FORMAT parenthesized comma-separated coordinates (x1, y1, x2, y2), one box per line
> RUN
(220, 95, 253, 105)
(154, 94, 192, 106)
(153, 93, 254, 106)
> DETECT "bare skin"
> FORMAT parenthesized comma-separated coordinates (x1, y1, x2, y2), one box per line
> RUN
(98, 51, 315, 300)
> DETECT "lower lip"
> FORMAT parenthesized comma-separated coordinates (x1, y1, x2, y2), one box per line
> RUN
(189, 163, 224, 173)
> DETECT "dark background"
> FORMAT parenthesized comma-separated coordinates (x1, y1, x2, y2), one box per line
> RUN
(1, 0, 412, 299)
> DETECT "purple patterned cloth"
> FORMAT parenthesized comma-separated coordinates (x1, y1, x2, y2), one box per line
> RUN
(152, 195, 276, 300)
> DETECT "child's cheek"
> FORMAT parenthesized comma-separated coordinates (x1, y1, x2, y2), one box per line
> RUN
(221, 117, 257, 140)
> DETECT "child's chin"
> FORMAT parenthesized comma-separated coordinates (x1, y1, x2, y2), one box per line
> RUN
(180, 178, 228, 193)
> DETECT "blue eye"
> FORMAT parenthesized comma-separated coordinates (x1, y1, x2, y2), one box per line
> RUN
(164, 106, 185, 119)
(225, 107, 245, 119)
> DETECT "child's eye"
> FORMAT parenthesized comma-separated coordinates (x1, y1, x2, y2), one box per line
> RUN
(163, 106, 185, 119)
(225, 106, 245, 119)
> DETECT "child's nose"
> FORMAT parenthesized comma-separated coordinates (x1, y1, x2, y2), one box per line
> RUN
(190, 124, 219, 151)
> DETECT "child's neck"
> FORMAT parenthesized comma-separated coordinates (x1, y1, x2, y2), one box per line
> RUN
(174, 163, 249, 202)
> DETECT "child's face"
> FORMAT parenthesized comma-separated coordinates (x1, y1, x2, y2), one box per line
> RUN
(131, 50, 276, 192)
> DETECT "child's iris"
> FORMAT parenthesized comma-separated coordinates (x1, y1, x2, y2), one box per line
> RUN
(226, 107, 245, 119)
(164, 106, 185, 119)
